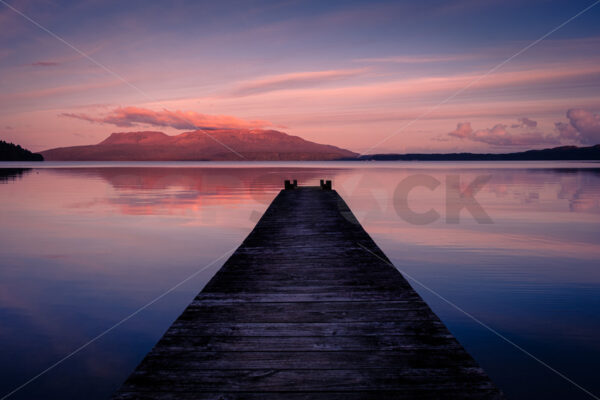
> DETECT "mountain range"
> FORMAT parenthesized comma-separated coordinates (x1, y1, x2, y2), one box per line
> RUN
(346, 145, 600, 161)
(41, 129, 358, 161)
(6, 130, 600, 162)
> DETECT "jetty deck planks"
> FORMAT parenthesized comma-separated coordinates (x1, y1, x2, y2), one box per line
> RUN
(113, 186, 503, 399)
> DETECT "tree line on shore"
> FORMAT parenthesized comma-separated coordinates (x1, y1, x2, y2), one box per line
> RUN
(0, 140, 43, 161)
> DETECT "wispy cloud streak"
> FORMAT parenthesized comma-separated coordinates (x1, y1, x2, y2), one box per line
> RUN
(354, 55, 472, 63)
(229, 68, 366, 97)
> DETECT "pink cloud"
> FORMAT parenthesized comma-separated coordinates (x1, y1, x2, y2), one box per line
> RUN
(555, 121, 579, 141)
(230, 68, 365, 97)
(448, 120, 560, 146)
(511, 117, 537, 129)
(561, 108, 600, 145)
(448, 110, 600, 148)
(447, 122, 473, 139)
(61, 107, 273, 130)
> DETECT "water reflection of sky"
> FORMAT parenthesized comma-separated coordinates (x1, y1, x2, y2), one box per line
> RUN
(0, 162, 599, 400)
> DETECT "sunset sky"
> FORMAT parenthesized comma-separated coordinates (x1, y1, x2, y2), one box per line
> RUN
(1, 0, 600, 154)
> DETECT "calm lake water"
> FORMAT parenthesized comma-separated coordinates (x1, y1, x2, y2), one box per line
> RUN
(1, 161, 599, 400)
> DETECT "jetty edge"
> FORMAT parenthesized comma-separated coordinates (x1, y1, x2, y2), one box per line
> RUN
(112, 181, 504, 399)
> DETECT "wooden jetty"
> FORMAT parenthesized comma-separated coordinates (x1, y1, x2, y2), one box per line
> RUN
(113, 182, 503, 399)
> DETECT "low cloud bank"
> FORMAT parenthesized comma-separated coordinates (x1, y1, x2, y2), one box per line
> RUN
(448, 121, 559, 146)
(448, 109, 600, 147)
(556, 109, 600, 145)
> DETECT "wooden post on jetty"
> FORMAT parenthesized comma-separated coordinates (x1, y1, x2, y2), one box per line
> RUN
(112, 180, 503, 399)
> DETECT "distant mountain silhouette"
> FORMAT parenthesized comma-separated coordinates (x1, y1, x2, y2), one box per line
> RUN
(41, 129, 358, 161)
(0, 140, 43, 161)
(345, 145, 600, 161)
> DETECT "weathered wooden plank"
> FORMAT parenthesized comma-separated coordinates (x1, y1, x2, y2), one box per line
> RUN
(203, 269, 410, 283)
(112, 186, 503, 399)
(114, 390, 503, 400)
(120, 368, 497, 392)
(154, 335, 460, 352)
(138, 350, 478, 370)
(193, 292, 420, 303)
(202, 282, 410, 294)
(175, 301, 433, 324)
(163, 320, 452, 338)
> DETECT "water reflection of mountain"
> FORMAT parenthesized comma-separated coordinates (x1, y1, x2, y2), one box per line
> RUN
(0, 168, 32, 183)
(49, 167, 349, 215)
(46, 165, 600, 215)
(54, 166, 345, 190)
